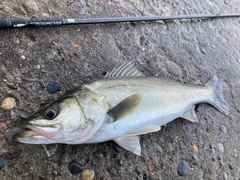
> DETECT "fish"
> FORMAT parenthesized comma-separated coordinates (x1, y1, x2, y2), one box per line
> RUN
(15, 61, 229, 155)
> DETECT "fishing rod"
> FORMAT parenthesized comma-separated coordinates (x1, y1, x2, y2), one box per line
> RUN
(0, 13, 240, 30)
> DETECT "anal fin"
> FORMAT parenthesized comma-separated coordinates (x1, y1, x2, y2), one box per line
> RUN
(182, 106, 198, 122)
(114, 135, 141, 156)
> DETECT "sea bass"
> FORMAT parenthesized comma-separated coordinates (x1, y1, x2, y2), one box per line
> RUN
(15, 61, 229, 155)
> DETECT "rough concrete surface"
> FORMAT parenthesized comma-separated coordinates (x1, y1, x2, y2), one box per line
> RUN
(0, 0, 240, 179)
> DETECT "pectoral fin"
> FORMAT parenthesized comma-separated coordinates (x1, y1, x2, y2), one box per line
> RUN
(107, 94, 142, 122)
(182, 106, 198, 122)
(114, 135, 141, 156)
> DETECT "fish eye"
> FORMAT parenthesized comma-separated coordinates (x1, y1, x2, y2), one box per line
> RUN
(43, 108, 58, 119)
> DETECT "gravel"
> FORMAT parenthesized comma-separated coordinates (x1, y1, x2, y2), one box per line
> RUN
(47, 81, 61, 94)
(177, 161, 190, 176)
(135, 166, 142, 174)
(219, 125, 227, 133)
(68, 160, 84, 174)
(0, 157, 6, 170)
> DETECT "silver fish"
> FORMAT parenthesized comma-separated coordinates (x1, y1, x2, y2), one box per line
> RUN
(15, 61, 229, 155)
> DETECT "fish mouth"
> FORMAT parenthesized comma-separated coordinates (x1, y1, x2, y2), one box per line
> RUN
(15, 123, 59, 141)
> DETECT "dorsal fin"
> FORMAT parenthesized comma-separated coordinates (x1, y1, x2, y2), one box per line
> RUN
(104, 61, 144, 78)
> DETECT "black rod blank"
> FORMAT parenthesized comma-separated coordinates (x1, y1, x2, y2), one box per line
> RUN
(0, 14, 240, 30)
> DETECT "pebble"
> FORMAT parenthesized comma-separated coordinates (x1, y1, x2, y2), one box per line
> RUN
(20, 55, 25, 60)
(202, 134, 208, 140)
(43, 144, 58, 157)
(1, 97, 16, 110)
(42, 13, 50, 18)
(78, 0, 87, 8)
(135, 166, 142, 174)
(81, 169, 95, 180)
(192, 155, 198, 161)
(186, 124, 198, 134)
(232, 149, 237, 157)
(13, 37, 20, 44)
(23, 1, 39, 13)
(94, 151, 103, 159)
(125, 151, 131, 158)
(223, 172, 228, 180)
(19, 111, 29, 119)
(164, 61, 183, 79)
(68, 160, 84, 174)
(47, 81, 61, 94)
(0, 121, 7, 130)
(146, 162, 154, 172)
(6, 148, 22, 159)
(113, 143, 122, 153)
(228, 164, 234, 170)
(177, 161, 190, 176)
(140, 36, 149, 46)
(219, 125, 227, 133)
(0, 157, 6, 170)
(146, 142, 164, 157)
(216, 143, 224, 153)
(218, 155, 224, 165)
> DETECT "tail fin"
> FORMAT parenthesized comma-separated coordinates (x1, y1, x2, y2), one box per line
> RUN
(206, 74, 229, 116)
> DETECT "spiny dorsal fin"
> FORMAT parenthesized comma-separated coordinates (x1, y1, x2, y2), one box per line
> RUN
(182, 106, 198, 122)
(107, 94, 142, 122)
(104, 61, 144, 78)
(114, 135, 141, 156)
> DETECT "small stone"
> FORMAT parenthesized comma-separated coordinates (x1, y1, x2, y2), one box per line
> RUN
(212, 156, 216, 161)
(68, 160, 84, 174)
(223, 172, 228, 180)
(218, 155, 224, 165)
(19, 111, 29, 119)
(13, 37, 20, 44)
(135, 166, 142, 175)
(192, 155, 198, 161)
(186, 124, 198, 134)
(164, 61, 183, 79)
(219, 125, 227, 133)
(199, 170, 204, 178)
(202, 134, 208, 140)
(6, 148, 22, 159)
(81, 169, 95, 180)
(146, 162, 154, 172)
(216, 143, 224, 153)
(125, 151, 131, 158)
(177, 161, 190, 176)
(20, 55, 26, 60)
(118, 159, 123, 166)
(78, 0, 87, 8)
(232, 149, 237, 157)
(0, 122, 7, 130)
(24, 1, 39, 13)
(146, 142, 164, 157)
(42, 13, 50, 18)
(43, 144, 58, 157)
(1, 97, 16, 110)
(228, 164, 234, 170)
(140, 36, 149, 46)
(0, 157, 6, 170)
(113, 144, 122, 153)
(47, 81, 61, 94)
(94, 151, 103, 159)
